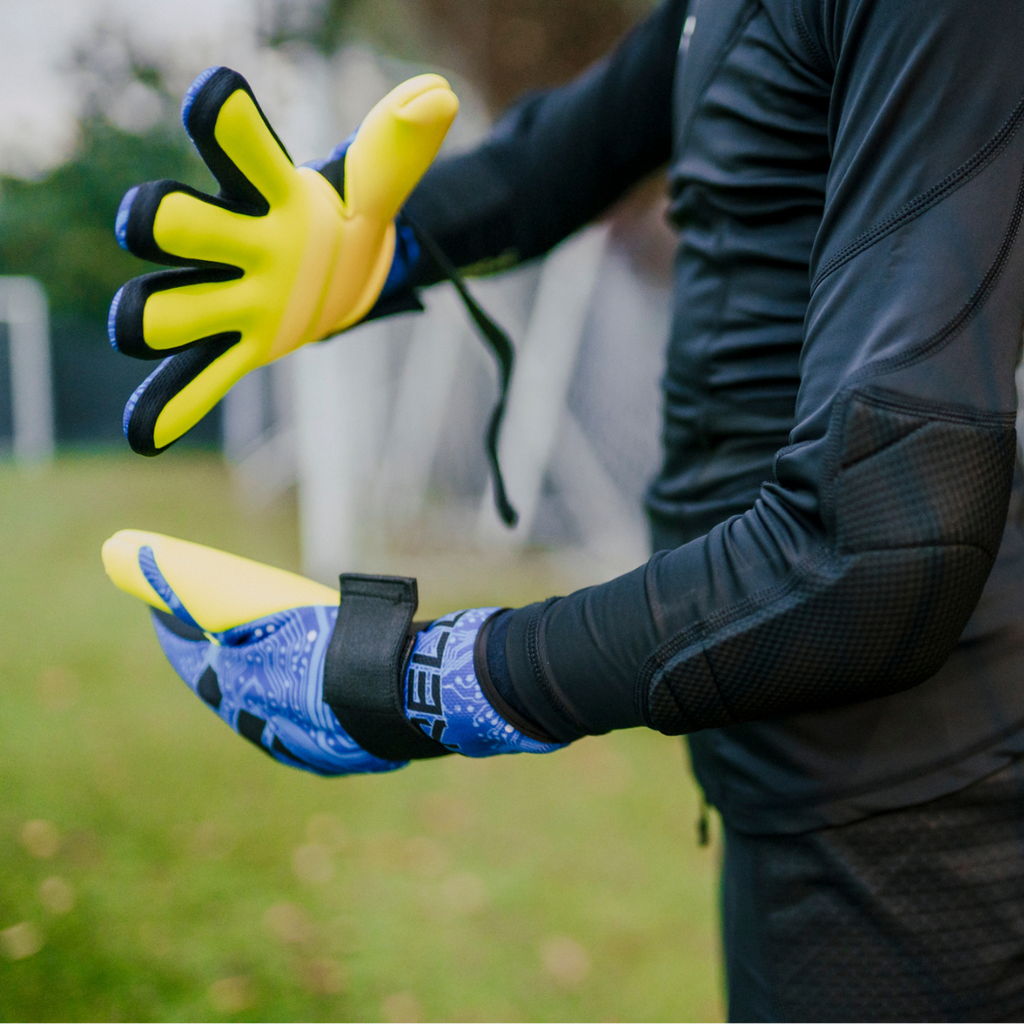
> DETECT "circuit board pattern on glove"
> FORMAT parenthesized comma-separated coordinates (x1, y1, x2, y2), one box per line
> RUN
(152, 603, 406, 776)
(407, 609, 565, 756)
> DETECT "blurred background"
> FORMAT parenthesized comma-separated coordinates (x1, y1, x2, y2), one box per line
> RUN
(0, 1, 722, 1020)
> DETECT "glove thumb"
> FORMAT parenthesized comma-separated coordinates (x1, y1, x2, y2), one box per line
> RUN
(101, 529, 338, 634)
(342, 74, 459, 223)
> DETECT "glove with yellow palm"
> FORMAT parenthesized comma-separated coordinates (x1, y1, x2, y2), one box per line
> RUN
(102, 530, 563, 775)
(109, 66, 457, 455)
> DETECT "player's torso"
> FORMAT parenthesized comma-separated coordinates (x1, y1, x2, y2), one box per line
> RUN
(650, 0, 829, 538)
(657, 0, 1024, 832)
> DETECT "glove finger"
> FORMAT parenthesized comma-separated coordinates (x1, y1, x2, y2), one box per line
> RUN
(116, 180, 259, 268)
(203, 612, 358, 775)
(150, 607, 216, 692)
(122, 339, 250, 455)
(267, 717, 405, 776)
(207, 610, 334, 773)
(150, 610, 283, 766)
(107, 533, 369, 778)
(102, 529, 339, 634)
(108, 269, 243, 360)
(219, 610, 406, 775)
(182, 66, 294, 211)
(226, 709, 332, 776)
(344, 74, 458, 222)
(230, 708, 406, 776)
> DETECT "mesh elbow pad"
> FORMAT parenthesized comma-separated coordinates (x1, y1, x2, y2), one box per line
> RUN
(642, 389, 1017, 734)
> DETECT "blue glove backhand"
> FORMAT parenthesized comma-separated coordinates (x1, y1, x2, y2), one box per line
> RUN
(152, 604, 406, 776)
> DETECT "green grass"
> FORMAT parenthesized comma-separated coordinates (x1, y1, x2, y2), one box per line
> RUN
(0, 454, 723, 1022)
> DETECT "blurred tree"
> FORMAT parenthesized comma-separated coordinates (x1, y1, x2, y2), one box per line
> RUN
(259, 0, 361, 56)
(0, 43, 216, 445)
(0, 25, 211, 324)
(0, 116, 205, 324)
(259, 0, 659, 112)
(417, 0, 657, 110)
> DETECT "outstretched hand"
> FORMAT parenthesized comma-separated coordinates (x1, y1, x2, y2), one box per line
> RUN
(109, 67, 458, 455)
(102, 530, 406, 775)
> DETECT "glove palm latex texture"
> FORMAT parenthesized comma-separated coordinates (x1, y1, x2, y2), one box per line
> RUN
(110, 66, 457, 455)
(102, 530, 561, 775)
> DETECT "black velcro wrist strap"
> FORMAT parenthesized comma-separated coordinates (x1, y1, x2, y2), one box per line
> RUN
(322, 574, 450, 762)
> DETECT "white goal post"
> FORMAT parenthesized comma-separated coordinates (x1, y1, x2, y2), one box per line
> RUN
(0, 276, 54, 464)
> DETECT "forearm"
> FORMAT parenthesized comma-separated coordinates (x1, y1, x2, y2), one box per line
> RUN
(492, 0, 1024, 742)
(404, 0, 687, 284)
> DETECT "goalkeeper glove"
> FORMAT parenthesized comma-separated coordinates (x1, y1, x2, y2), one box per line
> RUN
(101, 530, 563, 774)
(109, 66, 457, 456)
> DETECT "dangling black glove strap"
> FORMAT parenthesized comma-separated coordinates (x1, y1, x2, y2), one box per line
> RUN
(403, 213, 519, 528)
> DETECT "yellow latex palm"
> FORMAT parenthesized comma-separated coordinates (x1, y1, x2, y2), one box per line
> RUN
(110, 66, 457, 454)
(101, 529, 337, 632)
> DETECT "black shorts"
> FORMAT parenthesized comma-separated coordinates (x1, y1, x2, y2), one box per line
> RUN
(722, 755, 1024, 1022)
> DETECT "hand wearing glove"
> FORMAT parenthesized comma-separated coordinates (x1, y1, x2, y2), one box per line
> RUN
(101, 530, 563, 775)
(109, 66, 457, 456)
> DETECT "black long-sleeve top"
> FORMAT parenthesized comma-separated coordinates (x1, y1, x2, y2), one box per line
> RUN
(405, 0, 1024, 832)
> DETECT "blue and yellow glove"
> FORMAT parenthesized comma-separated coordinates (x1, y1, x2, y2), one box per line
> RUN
(109, 66, 457, 456)
(102, 530, 563, 774)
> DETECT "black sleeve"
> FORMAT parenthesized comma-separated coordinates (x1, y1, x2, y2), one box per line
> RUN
(403, 0, 688, 283)
(499, 0, 1024, 741)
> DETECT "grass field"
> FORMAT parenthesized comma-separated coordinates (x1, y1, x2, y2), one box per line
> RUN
(0, 454, 723, 1023)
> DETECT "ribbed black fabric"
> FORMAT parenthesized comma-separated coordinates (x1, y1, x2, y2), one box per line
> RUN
(476, 609, 559, 744)
(723, 756, 1024, 1022)
(644, 393, 1016, 732)
(482, 609, 521, 716)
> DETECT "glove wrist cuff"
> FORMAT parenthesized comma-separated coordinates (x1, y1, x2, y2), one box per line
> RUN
(409, 608, 567, 757)
(474, 612, 561, 745)
(323, 573, 449, 761)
